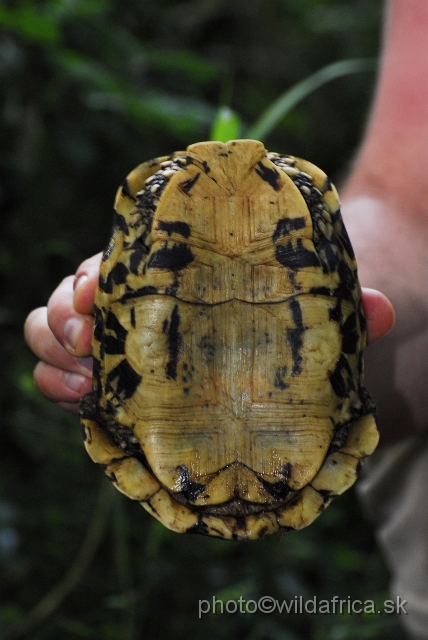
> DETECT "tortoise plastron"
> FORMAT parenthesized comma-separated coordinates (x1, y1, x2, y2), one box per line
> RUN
(80, 139, 378, 541)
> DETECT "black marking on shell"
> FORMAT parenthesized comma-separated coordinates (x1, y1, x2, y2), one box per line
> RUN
(317, 236, 341, 272)
(348, 404, 364, 418)
(272, 217, 306, 242)
(165, 281, 179, 297)
(255, 161, 281, 191)
(341, 312, 359, 354)
(275, 367, 289, 390)
(260, 478, 291, 500)
(99, 262, 129, 294)
(145, 499, 159, 517)
(119, 285, 158, 302)
(338, 221, 355, 259)
(157, 221, 191, 238)
(92, 357, 102, 392)
(130, 307, 136, 328)
(148, 243, 194, 271)
(289, 297, 303, 327)
(113, 210, 129, 235)
(234, 516, 247, 532)
(335, 262, 357, 301)
(275, 239, 320, 270)
(322, 176, 333, 193)
(176, 465, 206, 501)
(317, 489, 333, 502)
(186, 520, 210, 536)
(93, 306, 104, 342)
(120, 179, 136, 202)
(358, 351, 364, 380)
(272, 158, 339, 264)
(358, 300, 366, 333)
(329, 355, 356, 399)
(360, 385, 377, 415)
(179, 172, 201, 195)
(272, 159, 323, 223)
(198, 334, 215, 363)
(310, 286, 333, 297)
(287, 298, 304, 376)
(106, 359, 142, 399)
(165, 305, 182, 380)
(282, 462, 292, 480)
(328, 423, 349, 454)
(104, 311, 128, 355)
(258, 462, 292, 500)
(129, 241, 149, 275)
(331, 209, 341, 225)
(329, 300, 342, 324)
(291, 174, 324, 218)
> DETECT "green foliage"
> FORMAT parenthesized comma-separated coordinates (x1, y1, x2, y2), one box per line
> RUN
(247, 58, 376, 141)
(0, 2, 61, 45)
(211, 107, 241, 142)
(0, 0, 406, 639)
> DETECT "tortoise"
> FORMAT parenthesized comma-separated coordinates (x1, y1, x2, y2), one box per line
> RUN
(80, 139, 378, 541)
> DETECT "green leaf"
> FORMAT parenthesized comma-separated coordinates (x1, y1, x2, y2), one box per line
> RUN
(210, 107, 241, 142)
(247, 58, 376, 141)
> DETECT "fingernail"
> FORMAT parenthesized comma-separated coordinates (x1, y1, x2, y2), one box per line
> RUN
(64, 372, 87, 393)
(78, 357, 93, 373)
(64, 317, 86, 351)
(74, 274, 88, 292)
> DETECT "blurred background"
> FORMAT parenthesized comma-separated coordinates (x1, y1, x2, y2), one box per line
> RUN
(0, 0, 406, 638)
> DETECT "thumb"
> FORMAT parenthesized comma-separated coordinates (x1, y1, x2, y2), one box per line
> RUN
(362, 288, 395, 345)
(73, 253, 103, 315)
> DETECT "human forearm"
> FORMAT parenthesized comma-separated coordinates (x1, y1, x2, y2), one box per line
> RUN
(344, 0, 428, 211)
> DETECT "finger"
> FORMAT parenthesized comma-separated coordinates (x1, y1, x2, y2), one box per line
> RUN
(33, 361, 92, 407)
(73, 253, 102, 315)
(362, 288, 395, 345)
(47, 276, 94, 357)
(25, 307, 92, 375)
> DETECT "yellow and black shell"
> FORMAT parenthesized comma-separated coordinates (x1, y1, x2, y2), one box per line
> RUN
(80, 139, 378, 541)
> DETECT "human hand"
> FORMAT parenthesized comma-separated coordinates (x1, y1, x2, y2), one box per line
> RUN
(24, 253, 395, 415)
(24, 253, 102, 414)
(342, 194, 428, 442)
